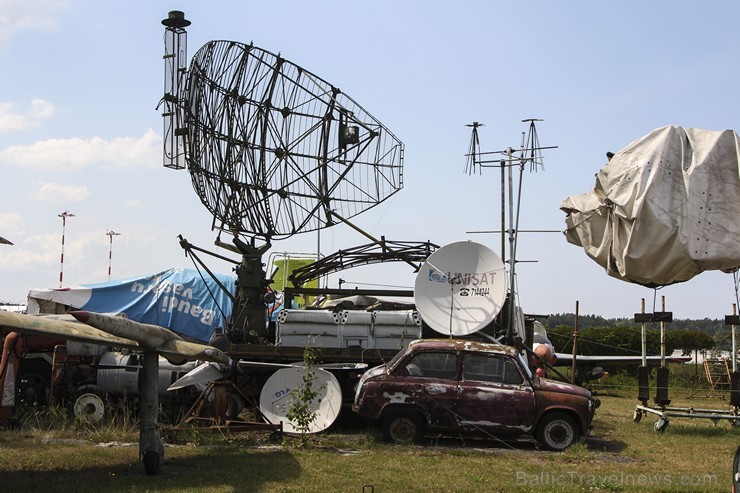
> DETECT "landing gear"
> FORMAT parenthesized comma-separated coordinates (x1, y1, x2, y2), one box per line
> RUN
(143, 450, 162, 476)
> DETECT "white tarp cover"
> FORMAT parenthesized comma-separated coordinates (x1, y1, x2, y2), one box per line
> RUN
(561, 125, 740, 287)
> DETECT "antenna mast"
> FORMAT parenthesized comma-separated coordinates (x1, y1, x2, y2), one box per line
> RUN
(464, 119, 557, 344)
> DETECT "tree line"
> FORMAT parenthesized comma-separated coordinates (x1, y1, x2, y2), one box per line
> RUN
(544, 313, 728, 334)
(542, 312, 734, 359)
(545, 325, 716, 360)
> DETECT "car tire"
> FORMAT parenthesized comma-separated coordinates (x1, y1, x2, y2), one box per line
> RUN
(536, 412, 579, 451)
(382, 409, 425, 444)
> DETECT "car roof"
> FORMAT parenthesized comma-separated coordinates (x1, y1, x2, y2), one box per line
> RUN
(406, 338, 521, 358)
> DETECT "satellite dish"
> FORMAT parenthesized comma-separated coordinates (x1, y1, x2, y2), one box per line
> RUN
(259, 367, 342, 433)
(414, 241, 507, 336)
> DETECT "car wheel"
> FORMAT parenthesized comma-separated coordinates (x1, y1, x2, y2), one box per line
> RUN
(382, 410, 425, 444)
(536, 412, 579, 451)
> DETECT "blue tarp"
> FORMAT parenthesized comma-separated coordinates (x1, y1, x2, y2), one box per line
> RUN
(28, 268, 236, 342)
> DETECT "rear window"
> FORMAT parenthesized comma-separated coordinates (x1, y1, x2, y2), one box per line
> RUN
(403, 351, 458, 380)
(462, 353, 524, 385)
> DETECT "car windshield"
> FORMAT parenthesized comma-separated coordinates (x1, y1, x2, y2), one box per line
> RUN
(386, 346, 408, 371)
(518, 352, 533, 379)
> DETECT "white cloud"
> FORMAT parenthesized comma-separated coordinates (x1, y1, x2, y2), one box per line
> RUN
(124, 199, 141, 207)
(29, 182, 90, 202)
(0, 129, 162, 171)
(0, 212, 26, 243)
(0, 233, 58, 271)
(0, 99, 55, 132)
(0, 0, 67, 50)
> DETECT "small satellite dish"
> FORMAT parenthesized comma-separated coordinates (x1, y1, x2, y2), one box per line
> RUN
(414, 241, 507, 336)
(259, 367, 342, 433)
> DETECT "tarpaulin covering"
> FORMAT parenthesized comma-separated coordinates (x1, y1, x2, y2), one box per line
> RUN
(26, 268, 236, 342)
(561, 125, 740, 287)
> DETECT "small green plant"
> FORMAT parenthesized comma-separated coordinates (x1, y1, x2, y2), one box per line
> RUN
(285, 344, 324, 445)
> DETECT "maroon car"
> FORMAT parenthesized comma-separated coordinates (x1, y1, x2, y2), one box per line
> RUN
(352, 339, 597, 450)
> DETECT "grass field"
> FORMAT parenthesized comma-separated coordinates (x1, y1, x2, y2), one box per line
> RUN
(0, 369, 738, 492)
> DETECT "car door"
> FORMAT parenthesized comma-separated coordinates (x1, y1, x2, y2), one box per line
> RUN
(454, 353, 536, 435)
(396, 350, 459, 430)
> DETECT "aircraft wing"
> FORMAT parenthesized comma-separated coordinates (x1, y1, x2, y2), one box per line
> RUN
(0, 310, 228, 365)
(554, 352, 692, 365)
(0, 310, 140, 350)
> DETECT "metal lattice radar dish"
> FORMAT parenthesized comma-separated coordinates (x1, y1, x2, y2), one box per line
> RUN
(184, 40, 404, 240)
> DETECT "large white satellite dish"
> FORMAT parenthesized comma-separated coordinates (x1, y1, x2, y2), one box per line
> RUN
(414, 241, 507, 336)
(259, 367, 342, 434)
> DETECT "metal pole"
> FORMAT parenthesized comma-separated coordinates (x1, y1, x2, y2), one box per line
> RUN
(58, 210, 75, 287)
(733, 303, 737, 373)
(106, 230, 121, 281)
(500, 159, 505, 261)
(506, 148, 516, 343)
(641, 298, 647, 367)
(660, 295, 666, 368)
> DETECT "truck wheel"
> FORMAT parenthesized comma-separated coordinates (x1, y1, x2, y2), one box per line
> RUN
(16, 360, 51, 406)
(382, 410, 425, 444)
(73, 385, 107, 423)
(536, 412, 579, 451)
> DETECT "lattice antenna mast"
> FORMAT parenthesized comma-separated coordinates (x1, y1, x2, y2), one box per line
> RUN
(160, 11, 190, 170)
(463, 119, 557, 344)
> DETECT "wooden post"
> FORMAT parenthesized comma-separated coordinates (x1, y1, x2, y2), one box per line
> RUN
(571, 301, 579, 384)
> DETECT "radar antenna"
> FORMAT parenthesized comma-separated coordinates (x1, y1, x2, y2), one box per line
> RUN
(160, 12, 404, 342)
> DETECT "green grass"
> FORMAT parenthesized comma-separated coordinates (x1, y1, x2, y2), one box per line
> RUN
(0, 381, 737, 492)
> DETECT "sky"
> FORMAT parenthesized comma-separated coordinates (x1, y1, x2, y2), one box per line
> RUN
(0, 0, 738, 320)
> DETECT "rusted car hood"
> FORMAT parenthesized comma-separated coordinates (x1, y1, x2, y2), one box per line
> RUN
(536, 377, 592, 398)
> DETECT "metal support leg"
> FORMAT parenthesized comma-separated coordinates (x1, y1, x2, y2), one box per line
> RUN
(140, 351, 164, 475)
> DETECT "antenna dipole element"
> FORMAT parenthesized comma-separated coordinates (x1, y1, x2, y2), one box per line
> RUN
(464, 122, 484, 175)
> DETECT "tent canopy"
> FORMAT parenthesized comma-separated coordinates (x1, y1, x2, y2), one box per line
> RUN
(27, 268, 236, 342)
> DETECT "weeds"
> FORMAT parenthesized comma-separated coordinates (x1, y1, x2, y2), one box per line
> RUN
(284, 344, 324, 446)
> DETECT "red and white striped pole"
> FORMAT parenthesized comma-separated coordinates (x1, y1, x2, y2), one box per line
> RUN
(58, 210, 75, 287)
(106, 229, 121, 281)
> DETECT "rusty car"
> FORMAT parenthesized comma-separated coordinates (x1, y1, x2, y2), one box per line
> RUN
(352, 339, 597, 450)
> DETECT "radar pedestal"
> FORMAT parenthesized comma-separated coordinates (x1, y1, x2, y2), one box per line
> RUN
(225, 237, 272, 344)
